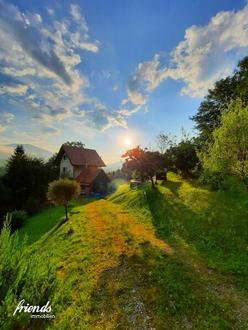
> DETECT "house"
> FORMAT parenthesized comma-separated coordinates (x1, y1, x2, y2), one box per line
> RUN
(56, 145, 109, 195)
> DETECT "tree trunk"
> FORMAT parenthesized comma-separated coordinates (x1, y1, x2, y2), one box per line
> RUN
(65, 204, 68, 220)
(150, 176, 155, 188)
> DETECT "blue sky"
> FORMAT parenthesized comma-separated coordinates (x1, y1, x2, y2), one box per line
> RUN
(0, 0, 247, 163)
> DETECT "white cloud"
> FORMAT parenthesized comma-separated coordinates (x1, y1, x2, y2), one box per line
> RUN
(126, 3, 248, 103)
(0, 84, 28, 95)
(47, 8, 54, 16)
(0, 112, 15, 132)
(0, 1, 124, 133)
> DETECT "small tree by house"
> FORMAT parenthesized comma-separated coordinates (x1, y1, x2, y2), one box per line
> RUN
(47, 179, 81, 220)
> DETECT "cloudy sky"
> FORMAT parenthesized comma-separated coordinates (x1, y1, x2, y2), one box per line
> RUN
(0, 0, 247, 163)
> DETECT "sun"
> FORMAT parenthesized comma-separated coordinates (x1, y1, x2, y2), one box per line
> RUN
(124, 137, 132, 147)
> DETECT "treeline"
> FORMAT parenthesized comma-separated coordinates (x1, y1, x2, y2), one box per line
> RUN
(122, 56, 248, 188)
(0, 145, 58, 229)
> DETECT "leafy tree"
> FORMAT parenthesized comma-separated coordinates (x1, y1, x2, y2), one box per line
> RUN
(201, 98, 248, 181)
(64, 141, 85, 148)
(192, 56, 248, 142)
(46, 153, 59, 181)
(156, 132, 176, 154)
(122, 146, 164, 187)
(47, 179, 81, 220)
(166, 138, 200, 178)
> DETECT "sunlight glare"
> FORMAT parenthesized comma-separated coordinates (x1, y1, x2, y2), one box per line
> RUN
(124, 137, 132, 147)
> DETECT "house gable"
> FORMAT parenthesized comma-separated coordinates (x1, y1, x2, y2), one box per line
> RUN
(59, 153, 73, 177)
(56, 145, 106, 167)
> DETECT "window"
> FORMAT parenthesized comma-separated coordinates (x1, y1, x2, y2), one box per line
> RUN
(63, 154, 67, 160)
(63, 167, 66, 173)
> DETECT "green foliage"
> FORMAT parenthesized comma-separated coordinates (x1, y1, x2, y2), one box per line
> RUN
(0, 176, 12, 228)
(201, 98, 248, 181)
(165, 138, 200, 178)
(0, 220, 57, 330)
(2, 145, 59, 217)
(156, 132, 176, 154)
(92, 169, 110, 194)
(122, 146, 164, 187)
(47, 178, 81, 220)
(192, 55, 248, 142)
(199, 170, 225, 191)
(64, 141, 85, 148)
(8, 210, 28, 231)
(5, 175, 248, 329)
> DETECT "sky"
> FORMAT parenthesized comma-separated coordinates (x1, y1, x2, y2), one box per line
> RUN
(0, 0, 247, 164)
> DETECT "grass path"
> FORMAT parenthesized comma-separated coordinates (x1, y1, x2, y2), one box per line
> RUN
(82, 198, 248, 329)
(14, 174, 248, 329)
(84, 200, 173, 329)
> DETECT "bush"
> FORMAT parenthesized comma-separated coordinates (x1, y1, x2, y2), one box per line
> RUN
(199, 170, 225, 191)
(221, 176, 246, 193)
(47, 178, 81, 220)
(8, 210, 28, 231)
(24, 196, 43, 215)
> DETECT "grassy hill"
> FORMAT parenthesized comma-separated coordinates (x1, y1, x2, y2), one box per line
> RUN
(1, 173, 248, 329)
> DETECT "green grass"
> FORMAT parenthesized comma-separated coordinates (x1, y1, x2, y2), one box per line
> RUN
(18, 206, 65, 244)
(1, 173, 248, 329)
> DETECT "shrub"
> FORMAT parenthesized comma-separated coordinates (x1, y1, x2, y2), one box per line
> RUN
(47, 178, 81, 220)
(24, 196, 43, 215)
(199, 170, 225, 191)
(8, 210, 28, 231)
(221, 176, 246, 193)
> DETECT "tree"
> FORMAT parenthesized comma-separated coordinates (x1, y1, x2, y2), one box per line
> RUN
(122, 146, 164, 187)
(201, 98, 248, 181)
(191, 56, 248, 142)
(156, 132, 176, 154)
(46, 153, 59, 182)
(64, 141, 85, 148)
(47, 179, 81, 220)
(4, 145, 57, 214)
(166, 138, 200, 178)
(5, 145, 29, 209)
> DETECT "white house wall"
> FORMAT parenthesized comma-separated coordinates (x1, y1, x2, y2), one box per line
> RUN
(60, 154, 74, 177)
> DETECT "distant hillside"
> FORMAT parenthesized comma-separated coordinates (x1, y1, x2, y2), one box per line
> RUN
(0, 144, 53, 161)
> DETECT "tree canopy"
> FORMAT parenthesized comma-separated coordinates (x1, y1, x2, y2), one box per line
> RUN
(122, 146, 164, 187)
(64, 141, 85, 148)
(192, 56, 248, 142)
(201, 98, 248, 181)
(47, 178, 81, 220)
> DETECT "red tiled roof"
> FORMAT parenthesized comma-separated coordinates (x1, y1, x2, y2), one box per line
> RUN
(57, 145, 105, 167)
(76, 167, 101, 185)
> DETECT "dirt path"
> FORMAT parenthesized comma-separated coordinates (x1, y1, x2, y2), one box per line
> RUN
(84, 200, 174, 329)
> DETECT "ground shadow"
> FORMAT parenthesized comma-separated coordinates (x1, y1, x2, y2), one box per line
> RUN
(89, 242, 247, 329)
(161, 179, 182, 197)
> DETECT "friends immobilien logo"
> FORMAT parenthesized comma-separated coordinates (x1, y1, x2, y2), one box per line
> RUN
(13, 300, 55, 319)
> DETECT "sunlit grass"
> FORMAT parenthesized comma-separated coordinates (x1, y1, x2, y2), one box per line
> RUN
(4, 172, 248, 329)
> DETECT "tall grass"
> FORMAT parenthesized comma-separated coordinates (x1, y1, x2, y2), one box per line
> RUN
(0, 219, 57, 330)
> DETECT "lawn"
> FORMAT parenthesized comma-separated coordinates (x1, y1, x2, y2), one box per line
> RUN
(1, 173, 248, 329)
(18, 205, 64, 244)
